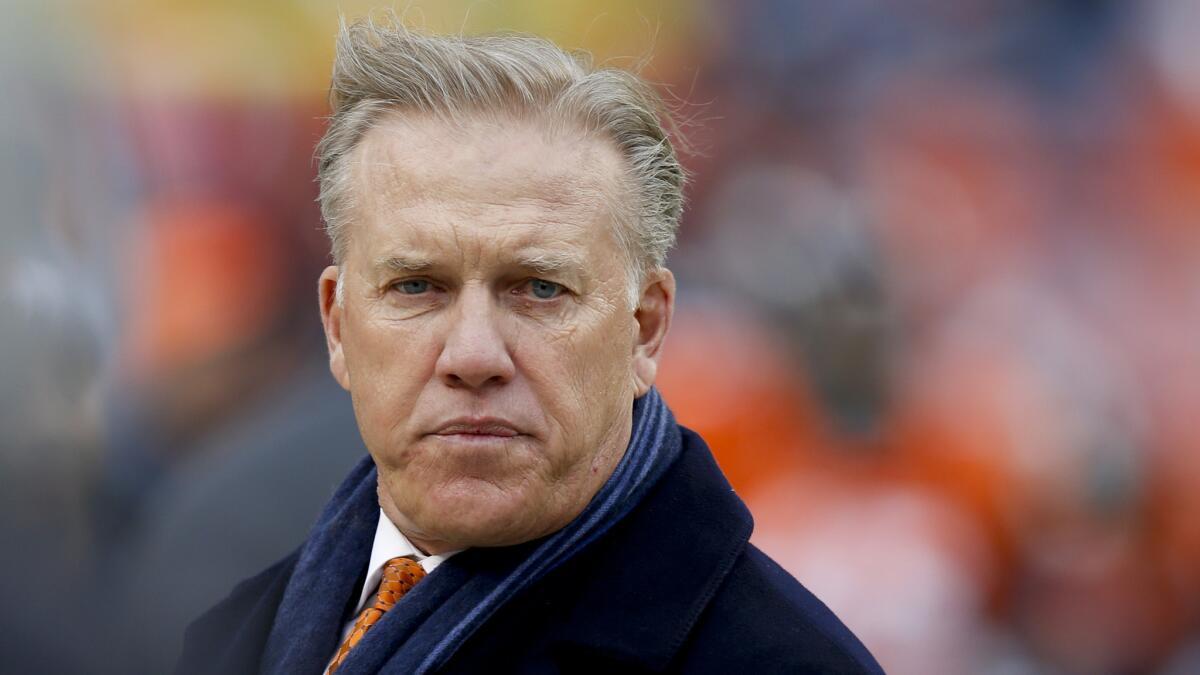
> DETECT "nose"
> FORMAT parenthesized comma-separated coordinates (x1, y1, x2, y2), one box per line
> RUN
(434, 286, 516, 390)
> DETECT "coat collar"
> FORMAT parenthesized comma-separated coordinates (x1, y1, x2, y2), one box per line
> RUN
(522, 425, 754, 671)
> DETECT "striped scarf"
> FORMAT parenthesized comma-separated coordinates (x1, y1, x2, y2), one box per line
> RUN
(260, 387, 679, 674)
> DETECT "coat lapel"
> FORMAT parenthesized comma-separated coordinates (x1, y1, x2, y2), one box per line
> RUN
(556, 426, 754, 669)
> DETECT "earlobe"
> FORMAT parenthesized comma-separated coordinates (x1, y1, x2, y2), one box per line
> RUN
(631, 268, 676, 397)
(632, 359, 658, 397)
(318, 265, 351, 391)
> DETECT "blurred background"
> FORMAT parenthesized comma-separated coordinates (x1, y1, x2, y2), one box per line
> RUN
(1, 0, 1198, 673)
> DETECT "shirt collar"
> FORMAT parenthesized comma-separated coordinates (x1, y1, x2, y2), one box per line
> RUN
(352, 508, 462, 614)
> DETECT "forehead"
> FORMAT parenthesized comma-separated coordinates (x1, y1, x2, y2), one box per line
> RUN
(348, 112, 627, 240)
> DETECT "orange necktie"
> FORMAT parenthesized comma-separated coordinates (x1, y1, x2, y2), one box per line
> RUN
(327, 556, 427, 674)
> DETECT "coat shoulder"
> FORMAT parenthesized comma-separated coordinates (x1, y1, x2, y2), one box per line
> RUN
(175, 549, 300, 675)
(673, 543, 885, 674)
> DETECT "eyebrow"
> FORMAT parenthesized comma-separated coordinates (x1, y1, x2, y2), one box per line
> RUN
(515, 250, 587, 276)
(373, 250, 587, 277)
(375, 255, 436, 274)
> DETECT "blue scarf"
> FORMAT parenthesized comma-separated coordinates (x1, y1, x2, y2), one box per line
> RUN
(260, 388, 679, 674)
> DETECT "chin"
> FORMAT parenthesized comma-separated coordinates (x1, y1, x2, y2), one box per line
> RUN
(402, 476, 555, 549)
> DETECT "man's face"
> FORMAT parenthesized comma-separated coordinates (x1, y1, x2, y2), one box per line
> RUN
(319, 113, 672, 553)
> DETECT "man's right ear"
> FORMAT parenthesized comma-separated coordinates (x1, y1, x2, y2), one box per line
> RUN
(318, 265, 351, 391)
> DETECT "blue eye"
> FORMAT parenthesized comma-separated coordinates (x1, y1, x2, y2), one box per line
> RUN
(396, 279, 431, 294)
(529, 279, 562, 299)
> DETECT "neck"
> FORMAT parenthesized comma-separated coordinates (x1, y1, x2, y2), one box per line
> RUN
(376, 482, 460, 555)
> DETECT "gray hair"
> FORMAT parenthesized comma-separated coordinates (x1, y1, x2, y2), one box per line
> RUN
(316, 15, 686, 303)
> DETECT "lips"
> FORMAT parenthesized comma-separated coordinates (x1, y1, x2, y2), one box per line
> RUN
(432, 418, 523, 438)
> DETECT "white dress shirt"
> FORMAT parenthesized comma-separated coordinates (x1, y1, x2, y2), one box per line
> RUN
(327, 509, 461, 669)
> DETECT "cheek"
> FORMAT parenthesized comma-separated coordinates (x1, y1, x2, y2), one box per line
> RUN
(524, 315, 635, 444)
(580, 312, 637, 389)
(345, 317, 438, 439)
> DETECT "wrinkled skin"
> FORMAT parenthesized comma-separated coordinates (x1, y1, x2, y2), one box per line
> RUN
(319, 113, 674, 554)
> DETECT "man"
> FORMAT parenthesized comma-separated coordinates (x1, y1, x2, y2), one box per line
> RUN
(179, 17, 883, 675)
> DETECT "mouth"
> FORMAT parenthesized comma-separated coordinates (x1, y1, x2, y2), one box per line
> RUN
(432, 417, 524, 439)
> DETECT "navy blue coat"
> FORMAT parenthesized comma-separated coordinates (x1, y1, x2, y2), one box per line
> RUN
(178, 427, 884, 674)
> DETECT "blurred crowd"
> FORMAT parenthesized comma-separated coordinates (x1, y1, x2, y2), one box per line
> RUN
(2, 1, 1198, 673)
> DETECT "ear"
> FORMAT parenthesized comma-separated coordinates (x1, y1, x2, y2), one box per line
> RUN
(631, 267, 676, 397)
(318, 265, 351, 391)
